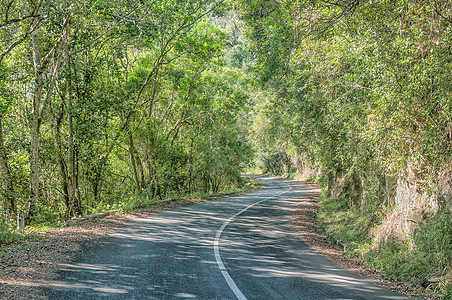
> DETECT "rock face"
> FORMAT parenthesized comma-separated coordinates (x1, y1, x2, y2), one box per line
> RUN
(373, 177, 438, 246)
(294, 153, 320, 180)
(330, 171, 363, 208)
(372, 166, 452, 247)
(437, 170, 452, 211)
(298, 154, 451, 250)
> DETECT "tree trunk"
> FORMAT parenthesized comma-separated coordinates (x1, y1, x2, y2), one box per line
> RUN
(65, 18, 81, 218)
(66, 59, 80, 217)
(137, 153, 145, 190)
(128, 130, 140, 191)
(91, 162, 103, 204)
(0, 117, 16, 214)
(27, 29, 44, 222)
(52, 104, 70, 215)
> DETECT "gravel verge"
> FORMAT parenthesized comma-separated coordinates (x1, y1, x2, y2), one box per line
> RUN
(0, 197, 217, 300)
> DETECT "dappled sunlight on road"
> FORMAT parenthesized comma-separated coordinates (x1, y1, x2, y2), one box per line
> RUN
(215, 180, 407, 299)
(40, 176, 406, 299)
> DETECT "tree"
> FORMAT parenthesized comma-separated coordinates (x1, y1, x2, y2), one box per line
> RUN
(239, 0, 452, 286)
(0, 0, 42, 216)
(27, 5, 68, 221)
(0, 0, 254, 228)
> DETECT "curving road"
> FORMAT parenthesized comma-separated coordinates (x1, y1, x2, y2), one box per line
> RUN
(43, 176, 406, 299)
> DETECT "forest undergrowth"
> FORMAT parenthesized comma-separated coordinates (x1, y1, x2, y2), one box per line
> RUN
(317, 190, 451, 299)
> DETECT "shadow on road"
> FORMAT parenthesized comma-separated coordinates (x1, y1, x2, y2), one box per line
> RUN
(37, 177, 406, 299)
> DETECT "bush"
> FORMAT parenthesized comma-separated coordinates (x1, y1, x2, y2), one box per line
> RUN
(364, 238, 428, 284)
(319, 193, 451, 290)
(258, 151, 292, 175)
(364, 210, 451, 287)
(414, 210, 452, 275)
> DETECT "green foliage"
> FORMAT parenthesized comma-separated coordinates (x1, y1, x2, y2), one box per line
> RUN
(319, 192, 451, 288)
(414, 210, 452, 274)
(257, 151, 291, 176)
(0, 216, 22, 245)
(318, 194, 372, 249)
(1, 1, 448, 296)
(26, 221, 66, 234)
(242, 0, 452, 183)
(366, 237, 430, 284)
(0, 0, 256, 234)
(443, 284, 452, 300)
(241, 1, 451, 294)
(0, 65, 14, 114)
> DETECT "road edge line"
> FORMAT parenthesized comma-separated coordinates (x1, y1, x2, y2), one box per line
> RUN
(213, 182, 293, 300)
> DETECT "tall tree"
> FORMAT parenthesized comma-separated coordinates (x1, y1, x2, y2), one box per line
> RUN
(0, 0, 41, 216)
(27, 2, 69, 220)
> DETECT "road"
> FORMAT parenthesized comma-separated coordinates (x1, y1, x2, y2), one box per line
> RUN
(43, 176, 406, 299)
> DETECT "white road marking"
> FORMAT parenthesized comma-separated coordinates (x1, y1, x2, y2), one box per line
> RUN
(213, 183, 293, 300)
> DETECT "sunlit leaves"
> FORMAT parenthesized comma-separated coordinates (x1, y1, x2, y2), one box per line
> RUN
(241, 0, 452, 186)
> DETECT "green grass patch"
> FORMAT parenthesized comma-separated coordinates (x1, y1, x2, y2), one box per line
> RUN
(0, 216, 25, 245)
(414, 210, 452, 274)
(0, 230, 24, 245)
(364, 210, 451, 289)
(283, 171, 298, 179)
(365, 237, 430, 283)
(27, 221, 66, 233)
(1, 216, 63, 246)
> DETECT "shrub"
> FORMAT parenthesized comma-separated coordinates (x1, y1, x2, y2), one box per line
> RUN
(414, 210, 452, 275)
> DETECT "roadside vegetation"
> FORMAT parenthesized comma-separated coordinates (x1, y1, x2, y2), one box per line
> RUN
(0, 1, 255, 238)
(239, 0, 451, 298)
(1, 0, 451, 298)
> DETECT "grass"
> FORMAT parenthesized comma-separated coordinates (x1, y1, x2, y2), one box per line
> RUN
(26, 221, 66, 233)
(0, 217, 66, 246)
(0, 216, 26, 245)
(317, 191, 452, 298)
(317, 194, 372, 257)
(0, 230, 24, 245)
(363, 210, 451, 291)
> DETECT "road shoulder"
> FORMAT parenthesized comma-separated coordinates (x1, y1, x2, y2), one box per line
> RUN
(0, 195, 249, 299)
(290, 180, 436, 299)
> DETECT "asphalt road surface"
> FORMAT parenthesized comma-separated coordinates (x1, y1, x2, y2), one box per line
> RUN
(43, 176, 407, 299)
